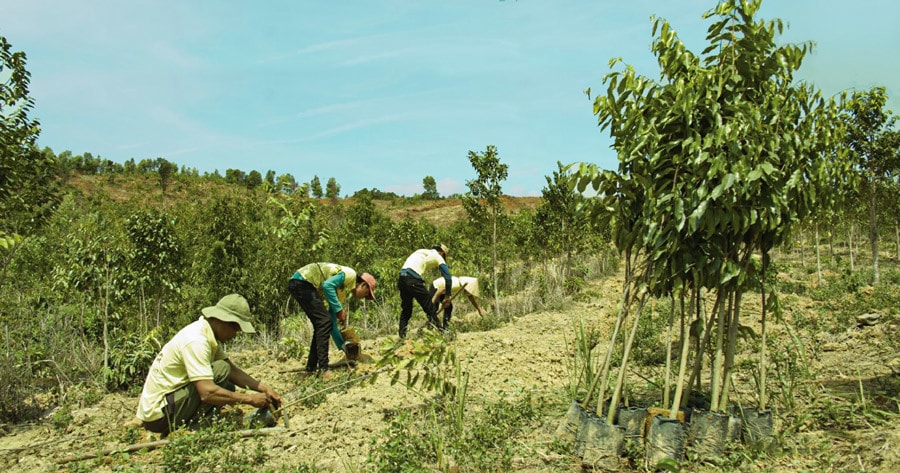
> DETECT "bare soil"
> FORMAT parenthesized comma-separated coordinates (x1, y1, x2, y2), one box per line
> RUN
(1, 272, 898, 472)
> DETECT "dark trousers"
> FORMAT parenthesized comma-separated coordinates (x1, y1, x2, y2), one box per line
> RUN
(398, 274, 441, 337)
(428, 284, 454, 326)
(142, 359, 234, 436)
(289, 278, 332, 371)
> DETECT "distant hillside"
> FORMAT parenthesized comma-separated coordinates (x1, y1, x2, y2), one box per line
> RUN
(67, 174, 541, 227)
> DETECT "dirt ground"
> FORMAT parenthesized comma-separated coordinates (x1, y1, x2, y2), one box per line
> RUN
(1, 273, 898, 472)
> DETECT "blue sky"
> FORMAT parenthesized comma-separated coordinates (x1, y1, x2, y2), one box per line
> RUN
(4, 1, 898, 196)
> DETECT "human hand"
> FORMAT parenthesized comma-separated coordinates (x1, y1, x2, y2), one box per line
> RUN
(259, 383, 282, 407)
(246, 392, 271, 409)
(441, 299, 451, 309)
(336, 309, 347, 325)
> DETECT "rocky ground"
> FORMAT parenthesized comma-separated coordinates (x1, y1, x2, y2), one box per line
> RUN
(1, 272, 898, 472)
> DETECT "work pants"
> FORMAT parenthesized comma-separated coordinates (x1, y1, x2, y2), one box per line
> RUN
(142, 359, 234, 436)
(398, 274, 441, 338)
(289, 278, 332, 372)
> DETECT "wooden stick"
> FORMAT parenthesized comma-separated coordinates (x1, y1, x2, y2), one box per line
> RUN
(56, 427, 285, 464)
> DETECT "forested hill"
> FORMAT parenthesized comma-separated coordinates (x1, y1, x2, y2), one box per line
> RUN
(66, 172, 542, 227)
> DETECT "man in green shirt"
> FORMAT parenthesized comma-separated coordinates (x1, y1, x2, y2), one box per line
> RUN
(288, 263, 376, 377)
(136, 293, 282, 436)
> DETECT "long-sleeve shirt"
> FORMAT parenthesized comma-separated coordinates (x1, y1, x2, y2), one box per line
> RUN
(292, 263, 358, 349)
(400, 248, 451, 293)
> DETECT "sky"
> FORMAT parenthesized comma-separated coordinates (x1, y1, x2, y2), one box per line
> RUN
(4, 1, 898, 197)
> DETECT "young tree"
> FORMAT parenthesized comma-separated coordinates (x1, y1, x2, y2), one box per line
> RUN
(842, 86, 900, 285)
(573, 0, 848, 419)
(422, 176, 440, 199)
(463, 145, 508, 315)
(225, 168, 246, 185)
(534, 161, 593, 272)
(246, 170, 263, 190)
(325, 177, 341, 200)
(0, 36, 59, 288)
(276, 173, 299, 194)
(310, 175, 324, 198)
(156, 157, 178, 197)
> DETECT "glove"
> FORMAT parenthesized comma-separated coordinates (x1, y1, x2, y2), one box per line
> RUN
(336, 309, 347, 325)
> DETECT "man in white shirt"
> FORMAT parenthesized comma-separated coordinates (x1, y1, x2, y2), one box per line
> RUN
(136, 293, 282, 436)
(430, 275, 486, 327)
(397, 244, 452, 338)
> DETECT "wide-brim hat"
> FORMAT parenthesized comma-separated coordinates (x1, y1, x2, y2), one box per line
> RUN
(360, 272, 376, 300)
(202, 293, 256, 333)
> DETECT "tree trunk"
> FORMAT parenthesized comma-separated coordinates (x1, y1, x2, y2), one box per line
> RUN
(869, 177, 880, 285)
(669, 289, 696, 419)
(815, 222, 822, 285)
(896, 224, 899, 263)
(709, 290, 729, 412)
(759, 252, 769, 411)
(587, 252, 632, 413)
(492, 212, 500, 316)
(663, 295, 675, 408)
(682, 290, 722, 408)
(850, 222, 856, 271)
(606, 293, 647, 424)
(828, 226, 835, 263)
(717, 290, 742, 410)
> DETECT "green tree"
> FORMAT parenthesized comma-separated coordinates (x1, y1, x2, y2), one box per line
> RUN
(325, 177, 341, 200)
(156, 157, 178, 198)
(533, 162, 594, 272)
(574, 0, 848, 418)
(842, 86, 900, 285)
(422, 176, 439, 199)
(310, 175, 323, 198)
(276, 173, 299, 194)
(246, 170, 263, 190)
(0, 36, 59, 288)
(225, 168, 245, 185)
(463, 145, 508, 315)
(125, 210, 184, 329)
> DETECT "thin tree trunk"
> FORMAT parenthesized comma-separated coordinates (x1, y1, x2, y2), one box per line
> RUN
(718, 290, 742, 410)
(829, 226, 835, 263)
(670, 288, 696, 419)
(587, 251, 632, 413)
(663, 295, 675, 408)
(606, 293, 647, 424)
(869, 178, 880, 284)
(815, 222, 822, 285)
(492, 213, 499, 315)
(682, 290, 723, 408)
(850, 222, 856, 271)
(103, 266, 110, 373)
(709, 290, 730, 412)
(759, 252, 769, 411)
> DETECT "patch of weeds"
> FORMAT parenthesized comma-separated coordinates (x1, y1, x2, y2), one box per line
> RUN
(563, 275, 585, 295)
(51, 404, 73, 432)
(292, 375, 332, 409)
(67, 461, 94, 473)
(278, 336, 306, 360)
(366, 410, 439, 472)
(454, 392, 541, 472)
(161, 422, 269, 472)
(276, 463, 325, 472)
(120, 424, 142, 445)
